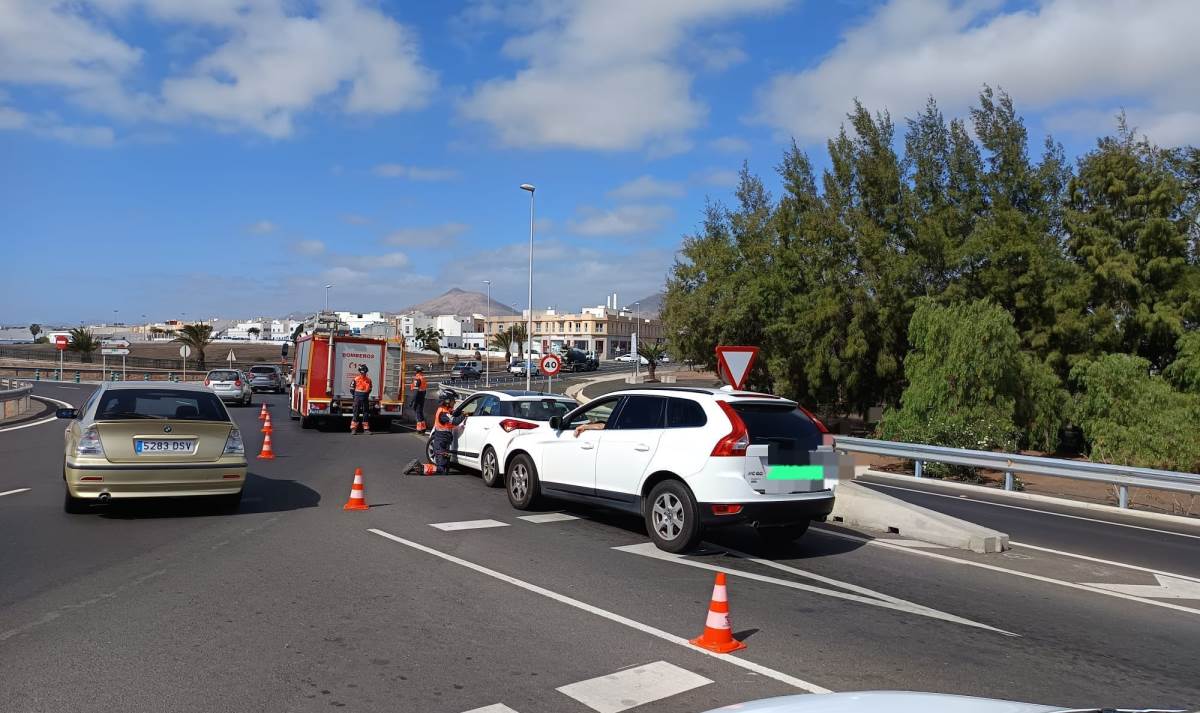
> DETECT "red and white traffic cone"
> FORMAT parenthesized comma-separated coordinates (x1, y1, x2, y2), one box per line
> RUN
(257, 431, 276, 460)
(690, 572, 746, 653)
(342, 468, 368, 511)
(258, 403, 269, 421)
(261, 413, 273, 435)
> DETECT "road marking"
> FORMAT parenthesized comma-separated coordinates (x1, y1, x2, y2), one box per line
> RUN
(0, 393, 75, 434)
(430, 519, 510, 532)
(863, 480, 1200, 541)
(556, 661, 711, 713)
(814, 527, 1200, 617)
(0, 488, 31, 498)
(1009, 541, 1200, 585)
(882, 539, 947, 548)
(367, 528, 831, 694)
(1082, 574, 1200, 600)
(616, 543, 1013, 636)
(517, 513, 580, 524)
(462, 705, 519, 713)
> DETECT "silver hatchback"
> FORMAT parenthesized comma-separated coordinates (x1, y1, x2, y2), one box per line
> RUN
(205, 369, 253, 406)
(247, 365, 285, 393)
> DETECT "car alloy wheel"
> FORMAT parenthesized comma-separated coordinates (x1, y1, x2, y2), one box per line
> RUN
(481, 448, 501, 488)
(651, 492, 686, 541)
(509, 462, 529, 502)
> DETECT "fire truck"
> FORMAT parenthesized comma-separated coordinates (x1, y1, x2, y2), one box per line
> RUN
(288, 314, 406, 430)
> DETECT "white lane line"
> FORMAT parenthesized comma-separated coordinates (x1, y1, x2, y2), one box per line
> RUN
(1082, 574, 1200, 600)
(0, 488, 31, 498)
(616, 543, 1013, 636)
(462, 705, 519, 713)
(517, 513, 580, 524)
(430, 519, 510, 532)
(863, 480, 1200, 540)
(814, 527, 1200, 617)
(367, 528, 831, 694)
(0, 394, 76, 434)
(1009, 541, 1200, 585)
(556, 660, 711, 713)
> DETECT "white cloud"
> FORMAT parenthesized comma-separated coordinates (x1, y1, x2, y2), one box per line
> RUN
(384, 222, 470, 246)
(459, 0, 786, 151)
(0, 104, 29, 130)
(372, 163, 459, 181)
(756, 0, 1200, 146)
(688, 32, 747, 72)
(709, 135, 750, 154)
(692, 168, 739, 188)
(0, 1, 436, 139)
(608, 176, 686, 200)
(336, 252, 409, 271)
(569, 204, 674, 237)
(247, 219, 278, 235)
(295, 239, 326, 256)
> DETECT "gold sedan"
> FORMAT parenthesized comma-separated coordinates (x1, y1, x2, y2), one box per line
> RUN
(58, 382, 248, 513)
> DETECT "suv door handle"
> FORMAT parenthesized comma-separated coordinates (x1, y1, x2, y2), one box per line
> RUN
(634, 444, 650, 452)
(580, 442, 595, 450)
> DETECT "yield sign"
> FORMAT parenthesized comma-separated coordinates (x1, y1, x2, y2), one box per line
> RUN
(716, 345, 758, 390)
(227, 349, 237, 363)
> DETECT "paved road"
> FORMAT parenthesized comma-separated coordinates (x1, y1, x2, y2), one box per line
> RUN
(856, 474, 1200, 578)
(1, 383, 1198, 712)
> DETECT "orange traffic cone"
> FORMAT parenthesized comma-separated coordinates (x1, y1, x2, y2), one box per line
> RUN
(415, 420, 427, 433)
(343, 468, 368, 510)
(257, 431, 276, 460)
(690, 572, 746, 653)
(258, 403, 269, 421)
(261, 413, 273, 434)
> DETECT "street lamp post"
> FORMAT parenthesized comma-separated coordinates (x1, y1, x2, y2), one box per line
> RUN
(520, 183, 536, 392)
(483, 280, 492, 387)
(634, 301, 640, 382)
(324, 284, 334, 312)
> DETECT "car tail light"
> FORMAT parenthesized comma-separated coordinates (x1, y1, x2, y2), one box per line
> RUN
(234, 379, 243, 387)
(500, 419, 538, 433)
(204, 379, 211, 386)
(797, 405, 829, 434)
(711, 401, 750, 457)
(711, 504, 743, 516)
(76, 425, 105, 457)
(223, 428, 244, 456)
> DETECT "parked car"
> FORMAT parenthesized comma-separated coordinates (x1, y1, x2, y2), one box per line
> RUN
(450, 364, 481, 380)
(425, 390, 577, 487)
(57, 382, 246, 513)
(204, 369, 253, 406)
(509, 358, 532, 376)
(657, 353, 671, 363)
(614, 352, 649, 364)
(247, 364, 285, 393)
(500, 386, 834, 553)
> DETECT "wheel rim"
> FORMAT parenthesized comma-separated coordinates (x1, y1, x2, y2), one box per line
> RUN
(483, 452, 497, 482)
(510, 463, 529, 501)
(652, 492, 685, 541)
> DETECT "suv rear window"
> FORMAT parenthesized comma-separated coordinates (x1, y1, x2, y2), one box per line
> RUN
(666, 398, 707, 428)
(96, 389, 229, 422)
(208, 370, 239, 381)
(730, 403, 821, 465)
(250, 366, 277, 374)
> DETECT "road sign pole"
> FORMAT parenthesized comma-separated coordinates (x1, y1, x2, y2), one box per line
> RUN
(122, 355, 126, 380)
(102, 354, 106, 382)
(58, 349, 63, 381)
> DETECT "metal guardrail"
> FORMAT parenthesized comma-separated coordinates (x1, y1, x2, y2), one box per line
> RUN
(0, 377, 34, 421)
(833, 436, 1200, 508)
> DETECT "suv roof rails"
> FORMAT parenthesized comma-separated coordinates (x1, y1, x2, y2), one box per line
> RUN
(621, 385, 718, 395)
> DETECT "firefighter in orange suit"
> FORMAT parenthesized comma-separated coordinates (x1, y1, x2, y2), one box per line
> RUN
(410, 365, 429, 432)
(404, 389, 465, 475)
(349, 364, 372, 434)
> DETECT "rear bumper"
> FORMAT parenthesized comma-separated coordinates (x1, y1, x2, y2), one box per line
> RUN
(249, 380, 280, 391)
(65, 460, 247, 499)
(213, 389, 246, 401)
(699, 493, 835, 528)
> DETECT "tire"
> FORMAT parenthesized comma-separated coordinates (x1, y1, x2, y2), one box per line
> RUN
(300, 415, 315, 429)
(214, 490, 242, 513)
(425, 437, 436, 463)
(645, 480, 702, 553)
(480, 447, 502, 488)
(755, 521, 810, 548)
(505, 453, 540, 510)
(63, 487, 88, 514)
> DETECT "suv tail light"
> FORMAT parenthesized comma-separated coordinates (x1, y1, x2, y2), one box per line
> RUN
(204, 379, 211, 386)
(712, 401, 750, 457)
(797, 405, 829, 434)
(500, 419, 538, 433)
(234, 379, 243, 387)
(76, 425, 105, 457)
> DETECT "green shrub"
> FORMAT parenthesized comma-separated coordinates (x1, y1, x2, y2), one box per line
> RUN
(1164, 332, 1200, 395)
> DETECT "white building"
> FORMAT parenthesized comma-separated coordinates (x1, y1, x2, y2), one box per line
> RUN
(334, 311, 388, 334)
(225, 321, 265, 340)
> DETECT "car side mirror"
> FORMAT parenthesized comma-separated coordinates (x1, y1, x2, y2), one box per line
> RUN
(549, 416, 562, 431)
(56, 408, 78, 419)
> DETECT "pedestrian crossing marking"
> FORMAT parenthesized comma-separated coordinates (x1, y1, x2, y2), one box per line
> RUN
(430, 519, 510, 531)
(461, 705, 519, 713)
(517, 513, 580, 524)
(556, 660, 712, 713)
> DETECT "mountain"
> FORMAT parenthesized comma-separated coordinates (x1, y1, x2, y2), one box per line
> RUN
(629, 292, 665, 317)
(402, 288, 521, 317)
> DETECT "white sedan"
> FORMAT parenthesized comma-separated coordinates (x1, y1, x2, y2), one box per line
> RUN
(427, 390, 578, 487)
(613, 353, 649, 364)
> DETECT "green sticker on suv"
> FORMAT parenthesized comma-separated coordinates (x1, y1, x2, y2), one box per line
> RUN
(766, 465, 824, 480)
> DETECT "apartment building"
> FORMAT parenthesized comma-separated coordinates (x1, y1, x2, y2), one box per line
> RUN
(488, 304, 663, 357)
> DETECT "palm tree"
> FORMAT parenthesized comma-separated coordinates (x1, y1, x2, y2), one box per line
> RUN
(247, 327, 261, 339)
(174, 323, 214, 369)
(638, 341, 669, 382)
(490, 330, 513, 362)
(149, 326, 167, 340)
(414, 327, 443, 356)
(29, 323, 41, 341)
(68, 327, 99, 363)
(510, 324, 528, 359)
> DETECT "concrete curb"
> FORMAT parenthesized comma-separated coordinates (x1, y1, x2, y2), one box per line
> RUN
(860, 469, 1200, 530)
(829, 481, 1009, 553)
(565, 372, 631, 403)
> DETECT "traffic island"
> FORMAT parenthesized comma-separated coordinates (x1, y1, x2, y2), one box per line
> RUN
(829, 481, 1009, 553)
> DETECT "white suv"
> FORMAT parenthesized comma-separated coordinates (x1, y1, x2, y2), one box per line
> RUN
(502, 387, 837, 552)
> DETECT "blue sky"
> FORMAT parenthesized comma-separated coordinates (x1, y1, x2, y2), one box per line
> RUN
(2, 0, 1197, 324)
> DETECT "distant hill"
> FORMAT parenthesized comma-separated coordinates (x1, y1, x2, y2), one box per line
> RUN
(629, 292, 664, 317)
(403, 288, 521, 317)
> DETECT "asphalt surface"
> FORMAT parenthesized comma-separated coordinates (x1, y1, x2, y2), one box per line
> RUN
(1, 382, 1198, 712)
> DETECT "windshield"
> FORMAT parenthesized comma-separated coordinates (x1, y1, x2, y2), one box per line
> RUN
(207, 370, 239, 381)
(730, 402, 822, 465)
(249, 366, 277, 374)
(95, 389, 229, 422)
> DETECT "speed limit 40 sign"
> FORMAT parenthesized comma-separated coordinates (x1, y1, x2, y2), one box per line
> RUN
(539, 354, 562, 376)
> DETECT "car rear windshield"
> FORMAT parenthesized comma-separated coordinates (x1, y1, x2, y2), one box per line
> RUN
(249, 366, 277, 374)
(95, 389, 229, 422)
(510, 399, 574, 421)
(208, 370, 239, 381)
(730, 402, 821, 465)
